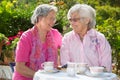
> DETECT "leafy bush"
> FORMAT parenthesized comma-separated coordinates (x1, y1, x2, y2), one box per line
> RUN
(0, 33, 8, 43)
(0, 0, 33, 37)
(96, 18, 120, 74)
(96, 5, 120, 25)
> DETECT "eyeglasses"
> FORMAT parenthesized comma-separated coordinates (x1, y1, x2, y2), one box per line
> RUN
(68, 18, 83, 22)
(50, 17, 56, 23)
(45, 15, 56, 23)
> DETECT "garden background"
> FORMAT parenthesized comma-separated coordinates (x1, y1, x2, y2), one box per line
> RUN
(0, 0, 120, 76)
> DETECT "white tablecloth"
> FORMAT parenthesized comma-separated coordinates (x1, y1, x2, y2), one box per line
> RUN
(0, 65, 12, 79)
(33, 70, 118, 80)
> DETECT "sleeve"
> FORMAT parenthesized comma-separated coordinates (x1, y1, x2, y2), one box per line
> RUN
(60, 34, 71, 66)
(99, 35, 112, 72)
(15, 32, 32, 62)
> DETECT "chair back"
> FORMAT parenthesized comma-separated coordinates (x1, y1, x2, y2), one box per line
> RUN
(9, 62, 15, 72)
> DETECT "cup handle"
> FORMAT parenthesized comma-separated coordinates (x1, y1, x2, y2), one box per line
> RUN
(41, 63, 44, 68)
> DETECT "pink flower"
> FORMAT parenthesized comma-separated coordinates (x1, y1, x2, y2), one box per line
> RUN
(8, 36, 14, 41)
(6, 41, 11, 45)
(17, 31, 23, 38)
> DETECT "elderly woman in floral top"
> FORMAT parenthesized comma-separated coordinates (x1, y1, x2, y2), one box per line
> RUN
(60, 4, 112, 72)
(12, 4, 62, 80)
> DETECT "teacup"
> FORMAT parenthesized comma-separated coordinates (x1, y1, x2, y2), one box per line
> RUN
(77, 63, 88, 74)
(41, 61, 54, 72)
(66, 62, 76, 76)
(89, 66, 104, 75)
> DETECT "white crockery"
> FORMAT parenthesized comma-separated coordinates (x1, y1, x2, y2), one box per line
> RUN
(67, 62, 76, 76)
(89, 66, 104, 75)
(41, 61, 54, 72)
(77, 63, 88, 74)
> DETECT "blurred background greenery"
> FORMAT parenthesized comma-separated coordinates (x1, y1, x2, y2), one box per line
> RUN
(0, 0, 120, 75)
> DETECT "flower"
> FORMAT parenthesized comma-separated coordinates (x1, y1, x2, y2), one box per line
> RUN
(6, 30, 23, 50)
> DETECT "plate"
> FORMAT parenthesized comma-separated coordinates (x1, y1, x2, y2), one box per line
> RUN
(40, 69, 60, 73)
(85, 71, 112, 77)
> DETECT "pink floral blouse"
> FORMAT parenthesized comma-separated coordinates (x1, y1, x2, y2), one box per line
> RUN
(13, 26, 62, 80)
(60, 29, 112, 72)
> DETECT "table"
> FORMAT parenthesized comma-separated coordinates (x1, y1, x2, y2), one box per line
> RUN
(0, 65, 12, 80)
(33, 70, 118, 80)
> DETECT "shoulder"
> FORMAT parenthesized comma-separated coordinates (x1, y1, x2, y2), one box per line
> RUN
(95, 30, 106, 40)
(61, 31, 77, 43)
(51, 28, 61, 34)
(19, 28, 33, 41)
(51, 28, 62, 37)
(63, 30, 75, 38)
(89, 29, 106, 39)
(89, 29, 108, 44)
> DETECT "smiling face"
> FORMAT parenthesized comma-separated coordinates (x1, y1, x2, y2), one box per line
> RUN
(69, 11, 89, 37)
(37, 10, 56, 32)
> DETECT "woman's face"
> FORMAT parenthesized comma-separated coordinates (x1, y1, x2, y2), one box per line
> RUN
(69, 11, 88, 35)
(39, 10, 56, 32)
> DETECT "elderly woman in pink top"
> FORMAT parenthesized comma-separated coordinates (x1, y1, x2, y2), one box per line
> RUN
(60, 4, 112, 72)
(12, 4, 62, 80)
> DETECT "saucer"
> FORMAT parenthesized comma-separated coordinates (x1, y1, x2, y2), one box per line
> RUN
(40, 69, 60, 73)
(85, 71, 111, 77)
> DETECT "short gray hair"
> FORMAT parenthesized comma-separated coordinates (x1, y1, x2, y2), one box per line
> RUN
(67, 4, 96, 28)
(31, 4, 57, 24)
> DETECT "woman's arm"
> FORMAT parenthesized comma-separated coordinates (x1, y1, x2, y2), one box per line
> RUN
(99, 35, 112, 72)
(15, 30, 35, 77)
(15, 62, 35, 78)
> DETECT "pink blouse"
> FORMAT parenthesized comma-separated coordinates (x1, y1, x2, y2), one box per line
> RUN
(60, 29, 112, 72)
(13, 26, 62, 80)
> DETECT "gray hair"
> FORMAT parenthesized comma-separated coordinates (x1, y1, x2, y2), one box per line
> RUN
(67, 4, 96, 28)
(31, 4, 57, 24)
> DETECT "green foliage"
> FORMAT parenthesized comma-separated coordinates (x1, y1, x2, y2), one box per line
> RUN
(106, 0, 120, 7)
(0, 0, 34, 37)
(62, 0, 77, 9)
(6, 37, 19, 50)
(96, 5, 120, 25)
(53, 2, 68, 33)
(0, 33, 8, 42)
